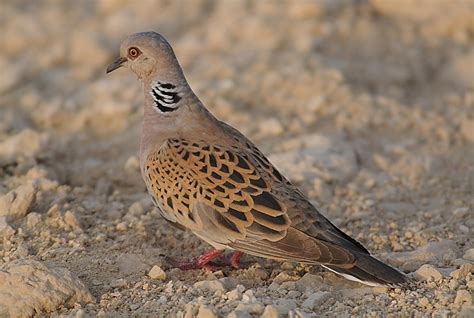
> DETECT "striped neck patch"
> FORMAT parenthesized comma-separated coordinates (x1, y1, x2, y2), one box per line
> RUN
(150, 82, 182, 112)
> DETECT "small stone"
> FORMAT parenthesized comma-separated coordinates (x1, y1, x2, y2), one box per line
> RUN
(295, 273, 323, 292)
(235, 302, 264, 315)
(261, 305, 280, 318)
(302, 291, 330, 310)
(228, 311, 252, 318)
(452, 207, 469, 218)
(26, 212, 41, 228)
(196, 304, 217, 318)
(0, 216, 15, 239)
(63, 210, 81, 230)
(454, 290, 472, 305)
(450, 263, 474, 279)
(110, 278, 127, 288)
(242, 290, 257, 303)
(419, 297, 430, 307)
(258, 118, 283, 137)
(116, 222, 127, 231)
(124, 156, 140, 174)
(128, 202, 144, 215)
(273, 271, 300, 283)
(227, 288, 242, 301)
(463, 248, 474, 261)
(194, 280, 227, 294)
(0, 183, 37, 221)
(148, 265, 167, 281)
(414, 264, 443, 281)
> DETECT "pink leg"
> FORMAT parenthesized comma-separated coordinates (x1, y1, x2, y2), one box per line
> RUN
(164, 249, 224, 270)
(229, 251, 244, 269)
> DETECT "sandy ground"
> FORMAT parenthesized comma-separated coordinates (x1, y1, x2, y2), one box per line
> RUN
(0, 0, 473, 317)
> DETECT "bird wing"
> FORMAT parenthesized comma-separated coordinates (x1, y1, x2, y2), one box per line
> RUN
(144, 138, 358, 265)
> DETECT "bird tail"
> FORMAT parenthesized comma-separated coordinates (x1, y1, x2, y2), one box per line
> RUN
(323, 253, 409, 287)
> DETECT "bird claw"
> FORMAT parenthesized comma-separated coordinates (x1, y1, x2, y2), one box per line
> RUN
(162, 250, 245, 271)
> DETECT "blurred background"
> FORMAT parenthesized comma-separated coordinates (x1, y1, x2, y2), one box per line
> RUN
(0, 0, 473, 316)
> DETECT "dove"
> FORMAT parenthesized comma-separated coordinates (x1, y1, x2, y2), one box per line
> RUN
(106, 31, 408, 287)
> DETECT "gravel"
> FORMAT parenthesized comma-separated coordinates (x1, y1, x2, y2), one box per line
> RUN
(0, 0, 472, 317)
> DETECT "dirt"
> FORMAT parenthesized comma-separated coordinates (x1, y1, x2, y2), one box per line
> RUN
(0, 1, 473, 317)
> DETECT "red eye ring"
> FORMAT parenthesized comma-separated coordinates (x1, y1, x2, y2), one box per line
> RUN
(128, 47, 141, 59)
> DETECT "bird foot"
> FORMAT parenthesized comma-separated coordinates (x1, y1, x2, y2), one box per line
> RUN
(163, 250, 244, 271)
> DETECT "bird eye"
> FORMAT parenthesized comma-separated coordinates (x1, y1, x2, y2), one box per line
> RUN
(128, 47, 141, 59)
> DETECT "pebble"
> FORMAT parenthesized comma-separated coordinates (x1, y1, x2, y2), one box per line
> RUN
(148, 265, 167, 281)
(295, 273, 323, 292)
(63, 210, 81, 230)
(258, 118, 284, 137)
(0, 129, 48, 162)
(194, 280, 227, 294)
(0, 216, 15, 239)
(124, 156, 140, 174)
(110, 278, 127, 288)
(0, 183, 37, 221)
(227, 310, 252, 318)
(261, 305, 280, 318)
(450, 263, 474, 279)
(196, 304, 217, 318)
(414, 264, 443, 281)
(454, 290, 472, 305)
(273, 272, 300, 283)
(463, 248, 474, 261)
(0, 260, 93, 316)
(26, 212, 42, 228)
(226, 288, 242, 301)
(302, 291, 331, 310)
(235, 302, 264, 315)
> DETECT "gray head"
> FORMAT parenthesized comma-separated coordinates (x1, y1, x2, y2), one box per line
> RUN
(106, 32, 182, 81)
(107, 32, 195, 116)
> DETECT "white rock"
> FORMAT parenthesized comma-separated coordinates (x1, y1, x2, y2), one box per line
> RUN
(261, 305, 281, 318)
(385, 240, 459, 271)
(148, 265, 167, 281)
(454, 290, 472, 305)
(226, 288, 242, 301)
(0, 129, 48, 163)
(258, 118, 284, 137)
(63, 210, 81, 230)
(0, 260, 94, 317)
(196, 304, 217, 318)
(227, 310, 252, 318)
(124, 156, 140, 174)
(295, 273, 323, 292)
(0, 216, 15, 239)
(302, 291, 331, 310)
(110, 278, 127, 288)
(463, 248, 474, 261)
(414, 264, 443, 282)
(26, 212, 42, 228)
(269, 133, 357, 183)
(193, 280, 226, 293)
(235, 302, 264, 315)
(0, 183, 37, 221)
(273, 271, 300, 283)
(450, 263, 474, 280)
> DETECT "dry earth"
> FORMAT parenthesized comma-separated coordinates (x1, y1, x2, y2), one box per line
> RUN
(0, 0, 473, 317)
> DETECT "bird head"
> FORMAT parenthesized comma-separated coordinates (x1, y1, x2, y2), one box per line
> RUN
(106, 31, 178, 81)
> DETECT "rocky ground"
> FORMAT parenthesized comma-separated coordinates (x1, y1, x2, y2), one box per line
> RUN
(0, 0, 473, 317)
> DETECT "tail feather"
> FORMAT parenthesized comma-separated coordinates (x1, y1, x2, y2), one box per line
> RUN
(324, 253, 409, 287)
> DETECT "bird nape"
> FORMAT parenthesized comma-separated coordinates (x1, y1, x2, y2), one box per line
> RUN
(106, 31, 409, 287)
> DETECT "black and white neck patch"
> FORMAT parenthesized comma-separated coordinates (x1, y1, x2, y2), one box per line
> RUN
(150, 82, 182, 112)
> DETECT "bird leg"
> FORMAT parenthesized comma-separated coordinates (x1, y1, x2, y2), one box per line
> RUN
(164, 250, 245, 270)
(225, 251, 244, 269)
(164, 249, 224, 270)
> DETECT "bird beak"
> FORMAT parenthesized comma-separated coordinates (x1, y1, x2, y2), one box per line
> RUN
(106, 56, 127, 74)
